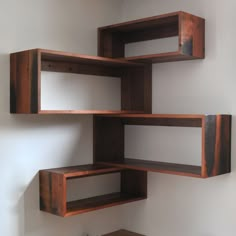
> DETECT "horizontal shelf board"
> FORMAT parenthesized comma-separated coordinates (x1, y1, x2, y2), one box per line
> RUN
(38, 110, 145, 115)
(123, 51, 203, 64)
(96, 114, 205, 127)
(66, 192, 146, 216)
(99, 11, 181, 32)
(98, 159, 202, 178)
(38, 49, 143, 67)
(41, 164, 124, 178)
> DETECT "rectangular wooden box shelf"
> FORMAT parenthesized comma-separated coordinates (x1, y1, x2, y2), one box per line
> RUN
(94, 114, 231, 178)
(39, 164, 147, 217)
(102, 229, 145, 236)
(10, 48, 152, 114)
(98, 11, 205, 63)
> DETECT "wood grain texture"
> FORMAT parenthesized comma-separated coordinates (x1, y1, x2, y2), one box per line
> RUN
(42, 164, 124, 179)
(10, 49, 39, 113)
(98, 11, 205, 63)
(102, 229, 145, 236)
(179, 12, 205, 58)
(66, 192, 146, 217)
(39, 170, 66, 216)
(201, 115, 231, 178)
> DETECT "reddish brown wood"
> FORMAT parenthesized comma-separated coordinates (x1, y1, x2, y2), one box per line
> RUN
(201, 115, 231, 178)
(10, 48, 152, 114)
(39, 170, 66, 216)
(100, 159, 201, 178)
(10, 49, 39, 113)
(66, 193, 146, 217)
(93, 114, 231, 178)
(98, 11, 205, 63)
(39, 164, 147, 217)
(102, 229, 145, 236)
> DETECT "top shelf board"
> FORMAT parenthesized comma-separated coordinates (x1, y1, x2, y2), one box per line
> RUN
(98, 11, 205, 63)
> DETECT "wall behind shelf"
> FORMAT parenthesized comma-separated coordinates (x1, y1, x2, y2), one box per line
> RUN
(121, 1, 236, 236)
(0, 1, 124, 236)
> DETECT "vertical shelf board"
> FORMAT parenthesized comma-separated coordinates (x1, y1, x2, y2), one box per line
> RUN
(39, 164, 147, 217)
(98, 11, 205, 63)
(201, 115, 231, 178)
(10, 48, 152, 114)
(93, 114, 231, 178)
(102, 229, 145, 236)
(10, 49, 40, 113)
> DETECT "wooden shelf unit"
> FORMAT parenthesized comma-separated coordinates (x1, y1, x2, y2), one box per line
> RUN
(93, 114, 231, 178)
(102, 229, 145, 236)
(10, 48, 152, 114)
(39, 164, 147, 217)
(98, 11, 205, 63)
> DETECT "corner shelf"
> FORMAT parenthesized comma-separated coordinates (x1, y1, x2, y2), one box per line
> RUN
(10, 48, 152, 114)
(94, 114, 231, 178)
(102, 230, 144, 236)
(98, 11, 205, 63)
(39, 164, 147, 217)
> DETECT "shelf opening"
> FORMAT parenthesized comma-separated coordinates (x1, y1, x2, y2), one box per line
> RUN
(125, 125, 201, 166)
(41, 72, 121, 112)
(125, 37, 178, 58)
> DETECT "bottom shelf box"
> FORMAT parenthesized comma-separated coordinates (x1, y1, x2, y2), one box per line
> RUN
(39, 164, 147, 217)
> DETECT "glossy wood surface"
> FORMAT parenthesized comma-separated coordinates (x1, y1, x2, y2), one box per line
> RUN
(102, 229, 145, 236)
(98, 11, 205, 63)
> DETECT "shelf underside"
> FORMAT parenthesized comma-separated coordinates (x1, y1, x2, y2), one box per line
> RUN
(124, 51, 203, 64)
(66, 192, 145, 216)
(38, 110, 145, 115)
(43, 164, 123, 178)
(98, 159, 202, 178)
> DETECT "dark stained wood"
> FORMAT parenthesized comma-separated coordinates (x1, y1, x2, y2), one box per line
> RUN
(39, 170, 66, 216)
(38, 110, 145, 115)
(121, 65, 152, 113)
(93, 117, 124, 163)
(42, 164, 124, 179)
(121, 170, 147, 197)
(102, 229, 145, 236)
(10, 49, 39, 113)
(93, 114, 231, 178)
(99, 159, 201, 178)
(39, 165, 147, 217)
(11, 48, 151, 114)
(95, 114, 204, 127)
(66, 192, 146, 217)
(98, 11, 205, 63)
(201, 115, 231, 178)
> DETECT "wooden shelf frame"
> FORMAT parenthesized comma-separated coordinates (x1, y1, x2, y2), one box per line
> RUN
(98, 11, 205, 63)
(39, 164, 147, 217)
(93, 114, 231, 178)
(10, 48, 152, 114)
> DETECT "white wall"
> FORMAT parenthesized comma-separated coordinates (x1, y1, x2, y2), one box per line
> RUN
(0, 1, 125, 236)
(121, 1, 236, 236)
